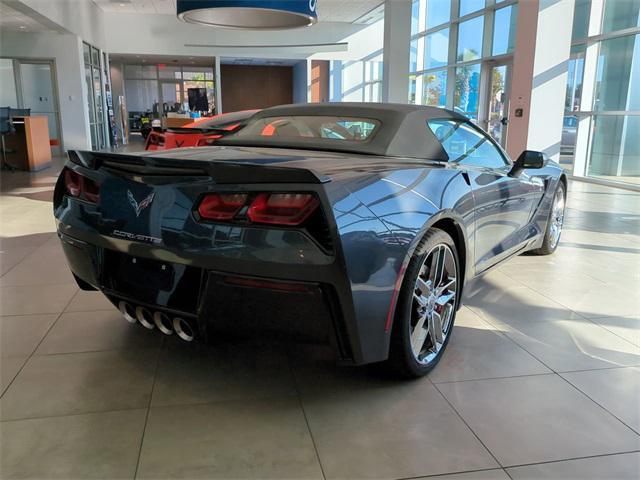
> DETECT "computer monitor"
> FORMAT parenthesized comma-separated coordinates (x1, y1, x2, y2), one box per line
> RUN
(10, 108, 31, 118)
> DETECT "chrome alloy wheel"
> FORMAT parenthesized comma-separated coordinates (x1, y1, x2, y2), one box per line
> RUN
(410, 244, 457, 365)
(548, 184, 566, 249)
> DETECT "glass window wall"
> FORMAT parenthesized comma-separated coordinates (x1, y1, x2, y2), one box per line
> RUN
(457, 16, 484, 61)
(566, 0, 640, 186)
(408, 0, 519, 122)
(411, 0, 420, 35)
(565, 46, 585, 112)
(588, 115, 640, 180)
(455, 63, 481, 119)
(424, 28, 450, 69)
(602, 0, 640, 34)
(331, 56, 383, 103)
(571, 0, 590, 42)
(593, 34, 640, 112)
(492, 5, 518, 56)
(426, 0, 451, 29)
(460, 0, 485, 18)
(423, 69, 448, 106)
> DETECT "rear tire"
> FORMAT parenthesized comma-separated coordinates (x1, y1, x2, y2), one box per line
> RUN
(385, 228, 460, 378)
(530, 181, 566, 256)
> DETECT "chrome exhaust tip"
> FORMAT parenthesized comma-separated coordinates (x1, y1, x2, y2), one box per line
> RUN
(173, 317, 195, 342)
(136, 306, 156, 330)
(154, 311, 173, 335)
(119, 301, 137, 324)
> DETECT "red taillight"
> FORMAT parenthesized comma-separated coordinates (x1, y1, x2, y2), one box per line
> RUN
(83, 177, 100, 203)
(247, 193, 319, 226)
(197, 193, 248, 220)
(195, 192, 319, 226)
(196, 135, 222, 147)
(64, 168, 81, 197)
(62, 168, 100, 204)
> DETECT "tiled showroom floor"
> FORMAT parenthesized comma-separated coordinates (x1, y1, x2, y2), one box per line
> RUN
(1, 160, 639, 479)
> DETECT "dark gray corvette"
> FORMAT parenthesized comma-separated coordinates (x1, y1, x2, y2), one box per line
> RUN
(54, 103, 566, 377)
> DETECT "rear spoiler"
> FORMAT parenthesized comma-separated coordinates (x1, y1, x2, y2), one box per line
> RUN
(68, 151, 330, 184)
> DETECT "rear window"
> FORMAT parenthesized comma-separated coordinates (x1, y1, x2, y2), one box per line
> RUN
(234, 116, 379, 142)
(191, 110, 258, 130)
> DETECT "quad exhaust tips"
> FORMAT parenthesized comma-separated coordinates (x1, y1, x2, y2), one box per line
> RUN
(136, 306, 156, 330)
(119, 301, 195, 342)
(154, 312, 173, 336)
(173, 317, 195, 342)
(119, 301, 137, 324)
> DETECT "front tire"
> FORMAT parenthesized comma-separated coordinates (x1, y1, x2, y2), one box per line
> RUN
(530, 181, 566, 256)
(385, 228, 460, 378)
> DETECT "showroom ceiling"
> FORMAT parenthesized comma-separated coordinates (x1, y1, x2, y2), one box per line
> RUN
(0, 2, 63, 32)
(91, 0, 384, 23)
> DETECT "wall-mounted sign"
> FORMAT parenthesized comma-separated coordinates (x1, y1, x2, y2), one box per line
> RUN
(177, 0, 318, 29)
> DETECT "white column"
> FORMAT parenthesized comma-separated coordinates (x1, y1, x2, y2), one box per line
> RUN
(382, 0, 412, 103)
(214, 56, 222, 114)
(506, 0, 575, 163)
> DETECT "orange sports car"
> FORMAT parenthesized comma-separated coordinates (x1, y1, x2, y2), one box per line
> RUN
(145, 110, 259, 151)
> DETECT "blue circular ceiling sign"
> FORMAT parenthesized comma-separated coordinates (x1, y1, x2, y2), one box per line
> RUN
(177, 0, 318, 29)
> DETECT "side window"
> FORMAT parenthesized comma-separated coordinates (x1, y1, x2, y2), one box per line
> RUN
(428, 119, 508, 169)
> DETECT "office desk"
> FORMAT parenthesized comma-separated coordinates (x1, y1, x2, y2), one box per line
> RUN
(4, 116, 52, 171)
(164, 117, 192, 129)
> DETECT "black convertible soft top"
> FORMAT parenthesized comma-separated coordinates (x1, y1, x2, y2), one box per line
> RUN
(215, 103, 468, 161)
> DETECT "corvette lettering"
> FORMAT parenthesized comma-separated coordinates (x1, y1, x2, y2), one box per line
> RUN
(112, 230, 161, 244)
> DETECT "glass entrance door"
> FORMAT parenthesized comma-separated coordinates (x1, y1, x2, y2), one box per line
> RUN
(19, 61, 61, 154)
(484, 62, 512, 148)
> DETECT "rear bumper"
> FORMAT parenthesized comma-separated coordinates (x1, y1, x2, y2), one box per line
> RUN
(58, 230, 358, 363)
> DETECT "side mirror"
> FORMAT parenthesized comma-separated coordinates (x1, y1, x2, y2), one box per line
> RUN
(510, 150, 545, 176)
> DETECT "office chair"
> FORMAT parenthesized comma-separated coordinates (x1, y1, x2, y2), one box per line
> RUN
(0, 108, 30, 171)
(0, 107, 16, 171)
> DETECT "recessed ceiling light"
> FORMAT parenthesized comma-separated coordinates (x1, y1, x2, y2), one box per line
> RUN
(120, 3, 125, 6)
(19, 25, 26, 29)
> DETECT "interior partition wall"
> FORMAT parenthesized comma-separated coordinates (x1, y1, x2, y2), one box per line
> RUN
(0, 57, 62, 154)
(568, 0, 640, 187)
(408, 0, 518, 147)
(122, 64, 215, 133)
